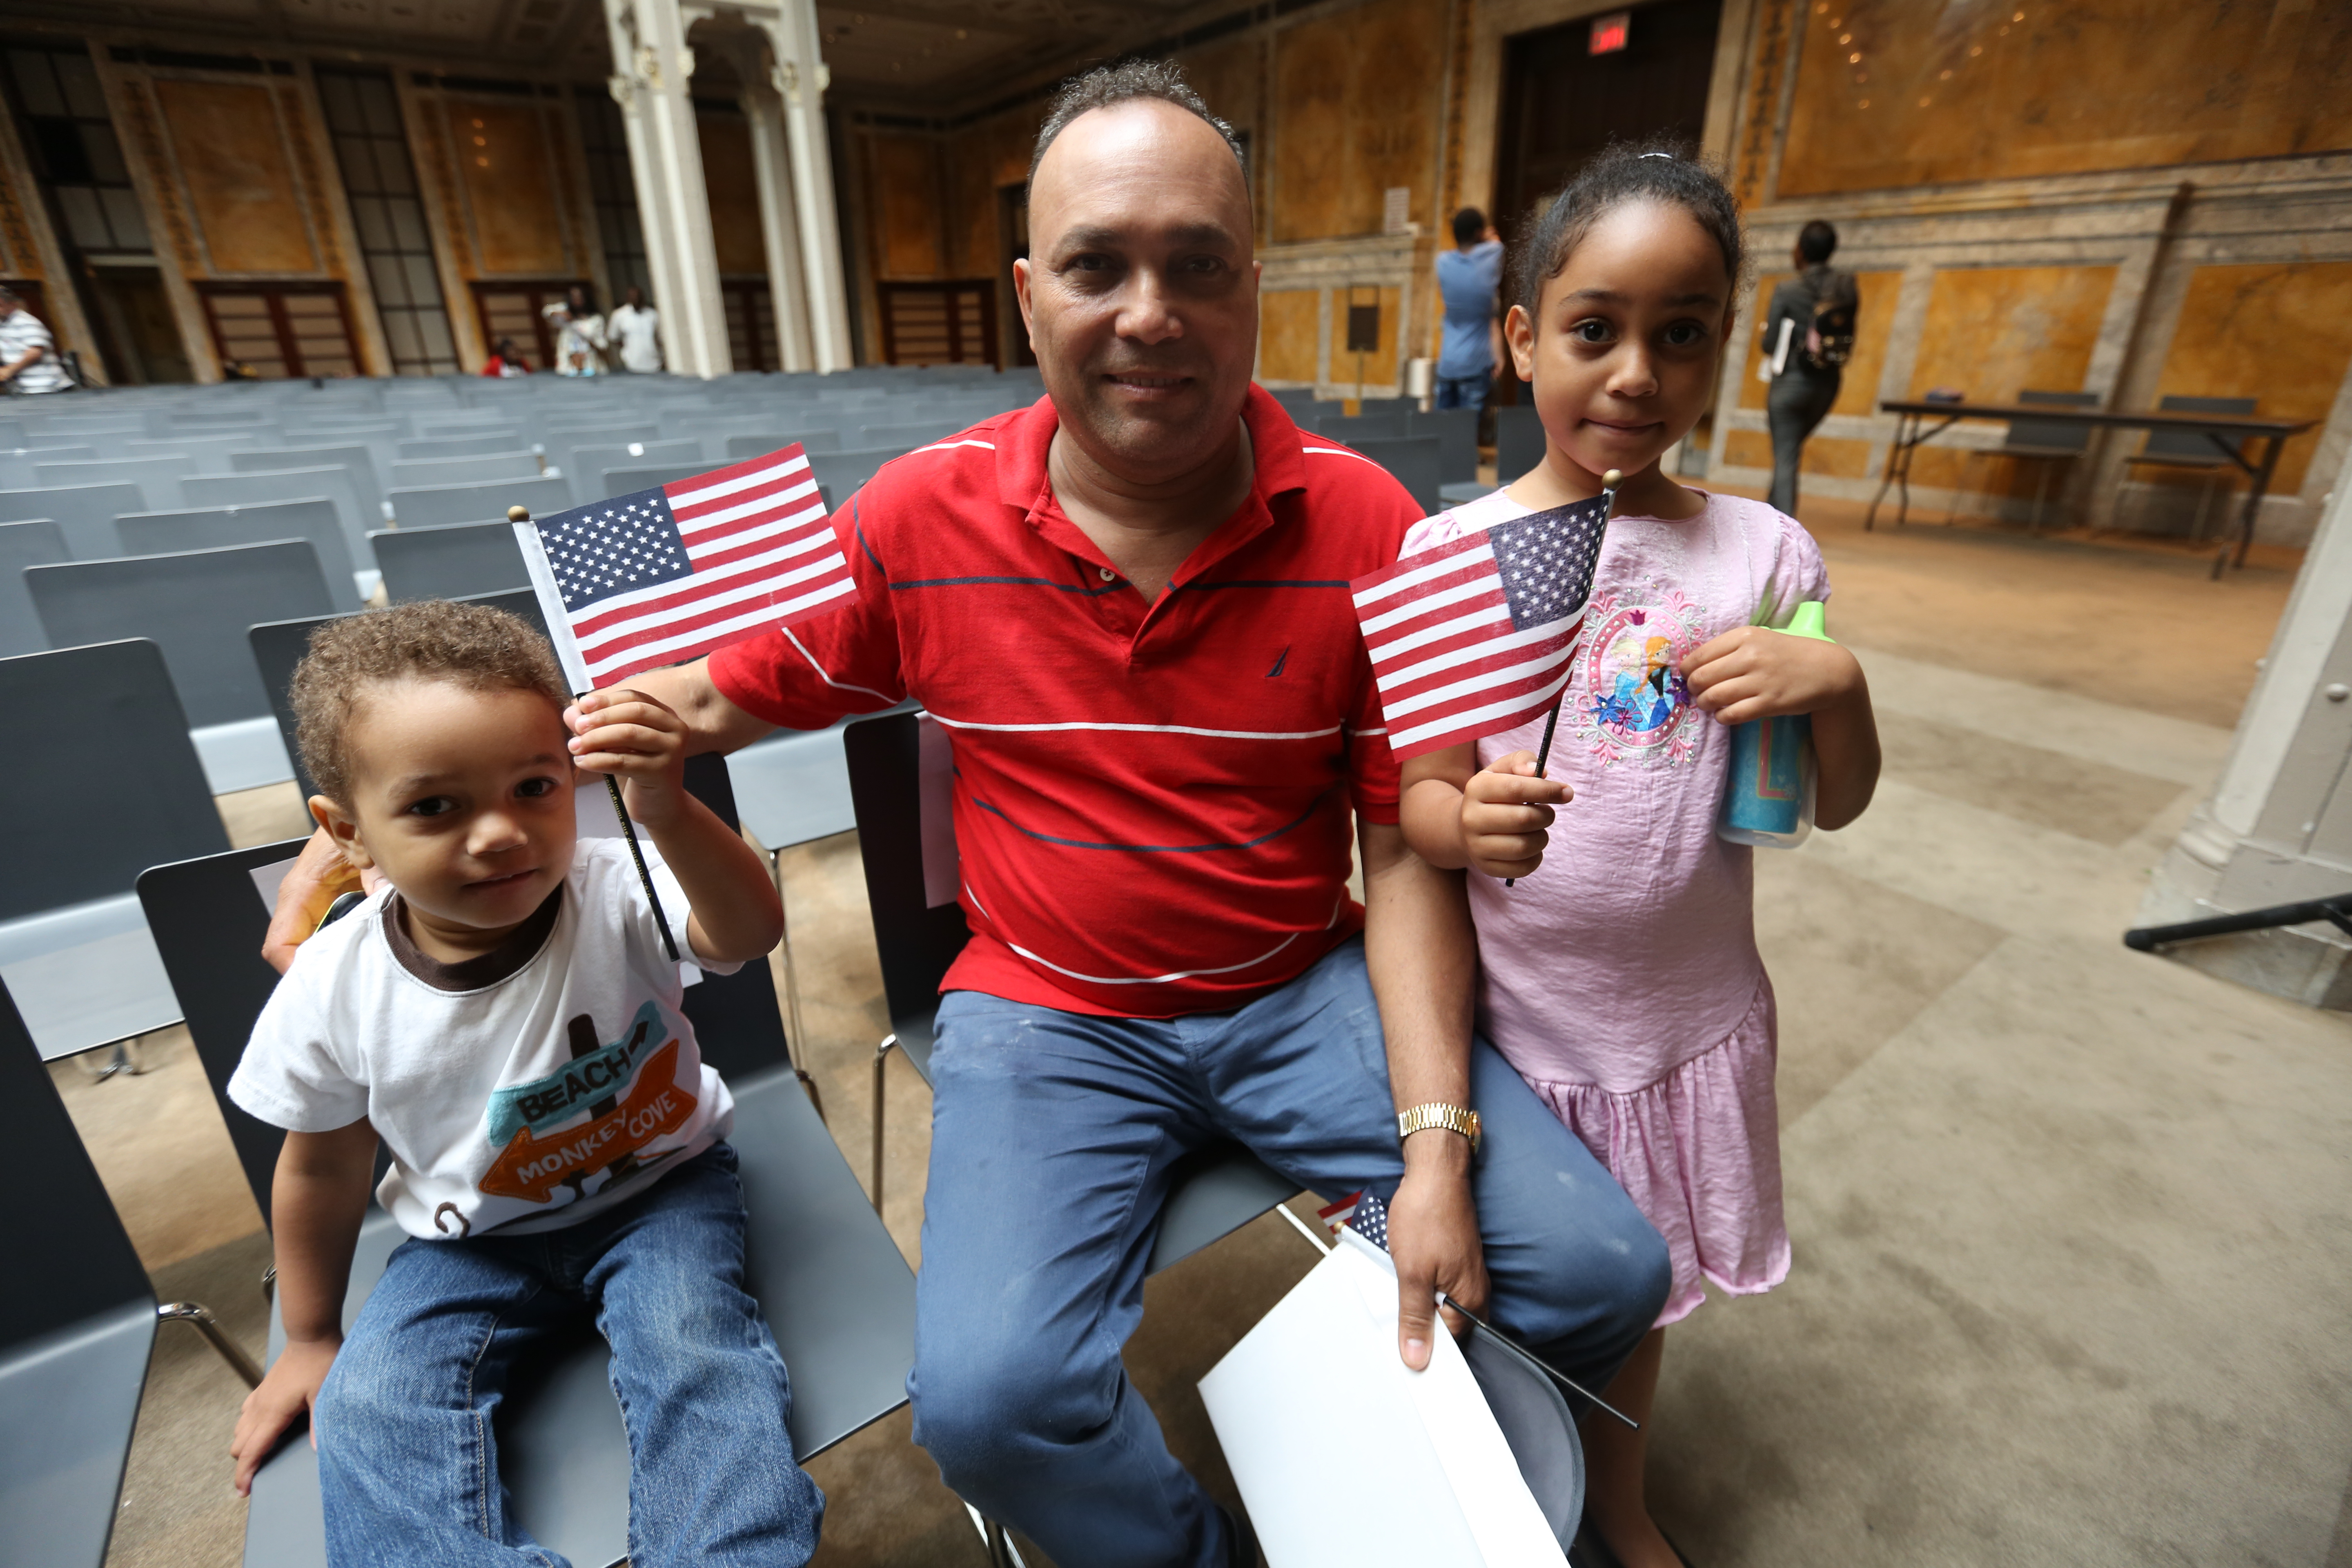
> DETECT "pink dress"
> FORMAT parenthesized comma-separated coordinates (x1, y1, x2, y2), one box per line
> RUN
(1401, 487, 1830, 1325)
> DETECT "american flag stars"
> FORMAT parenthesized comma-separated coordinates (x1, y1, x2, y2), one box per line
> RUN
(539, 492, 695, 612)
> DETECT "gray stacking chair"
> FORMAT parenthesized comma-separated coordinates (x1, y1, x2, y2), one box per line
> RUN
(0, 481, 143, 559)
(0, 445, 99, 488)
(855, 420, 959, 449)
(807, 447, 912, 505)
(725, 430, 842, 462)
(565, 438, 697, 503)
(0, 640, 226, 1060)
(386, 472, 568, 530)
(370, 520, 531, 601)
(1495, 404, 1547, 485)
(124, 433, 265, 472)
(1314, 410, 1410, 443)
(385, 451, 541, 490)
(0, 974, 261, 1568)
(1352, 435, 1444, 515)
(0, 518, 67, 657)
(1410, 407, 1481, 486)
(2124, 394, 2260, 540)
(142, 753, 917, 1568)
(26, 541, 334, 793)
(1941, 388, 2099, 533)
(599, 461, 707, 499)
(184, 467, 378, 575)
(116, 499, 365, 612)
(38, 454, 194, 514)
(396, 431, 524, 459)
(233, 445, 385, 515)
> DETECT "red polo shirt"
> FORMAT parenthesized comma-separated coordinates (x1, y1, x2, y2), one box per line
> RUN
(708, 384, 1421, 1018)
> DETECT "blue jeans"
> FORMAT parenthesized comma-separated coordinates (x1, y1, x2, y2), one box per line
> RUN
(908, 938, 1670, 1567)
(1436, 372, 1491, 412)
(314, 1144, 823, 1567)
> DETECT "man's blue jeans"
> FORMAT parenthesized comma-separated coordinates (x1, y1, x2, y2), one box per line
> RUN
(314, 1144, 824, 1567)
(1436, 372, 1491, 412)
(908, 938, 1671, 1568)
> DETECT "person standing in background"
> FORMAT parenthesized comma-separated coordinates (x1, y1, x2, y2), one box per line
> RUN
(0, 286, 73, 394)
(544, 283, 607, 376)
(1762, 219, 1858, 516)
(1434, 207, 1504, 414)
(608, 286, 663, 374)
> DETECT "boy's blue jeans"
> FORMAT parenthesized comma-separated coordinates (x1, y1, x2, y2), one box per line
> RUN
(908, 937, 1671, 1568)
(314, 1144, 823, 1568)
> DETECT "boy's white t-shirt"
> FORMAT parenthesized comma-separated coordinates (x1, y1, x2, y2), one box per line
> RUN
(230, 837, 739, 1242)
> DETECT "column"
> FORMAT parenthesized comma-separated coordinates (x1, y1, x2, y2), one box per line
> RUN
(603, 0, 731, 378)
(713, 32, 814, 372)
(749, 0, 854, 373)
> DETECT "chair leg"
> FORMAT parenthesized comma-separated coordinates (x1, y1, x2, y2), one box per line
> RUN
(966, 1504, 1029, 1568)
(769, 850, 824, 1123)
(2029, 461, 2054, 535)
(1944, 449, 1977, 526)
(871, 1034, 899, 1215)
(158, 1301, 263, 1388)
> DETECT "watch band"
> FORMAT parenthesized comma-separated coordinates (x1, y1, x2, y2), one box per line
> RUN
(1396, 1102, 1481, 1154)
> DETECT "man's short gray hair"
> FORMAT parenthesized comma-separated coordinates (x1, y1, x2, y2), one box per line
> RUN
(1027, 60, 1247, 190)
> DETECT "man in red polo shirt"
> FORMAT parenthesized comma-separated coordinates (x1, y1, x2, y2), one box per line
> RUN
(266, 60, 1666, 1568)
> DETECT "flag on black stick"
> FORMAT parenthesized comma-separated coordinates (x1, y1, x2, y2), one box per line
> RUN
(507, 444, 860, 960)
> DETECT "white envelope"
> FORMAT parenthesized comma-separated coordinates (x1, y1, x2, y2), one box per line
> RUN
(1199, 1229, 1572, 1567)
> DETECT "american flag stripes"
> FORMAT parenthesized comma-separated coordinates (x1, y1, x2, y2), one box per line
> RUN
(511, 443, 856, 693)
(1317, 1189, 1365, 1240)
(1350, 493, 1613, 760)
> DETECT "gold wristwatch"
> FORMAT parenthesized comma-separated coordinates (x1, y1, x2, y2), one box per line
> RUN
(1396, 1102, 1481, 1154)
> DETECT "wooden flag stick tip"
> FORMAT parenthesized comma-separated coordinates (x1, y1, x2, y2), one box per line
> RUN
(1602, 468, 1622, 487)
(508, 504, 532, 523)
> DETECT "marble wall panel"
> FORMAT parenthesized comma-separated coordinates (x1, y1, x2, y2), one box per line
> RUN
(1907, 264, 2115, 405)
(696, 112, 766, 277)
(869, 132, 945, 280)
(2147, 261, 2352, 498)
(1258, 288, 1319, 383)
(446, 100, 568, 276)
(154, 79, 316, 275)
(1778, 0, 2352, 196)
(1270, 0, 1445, 244)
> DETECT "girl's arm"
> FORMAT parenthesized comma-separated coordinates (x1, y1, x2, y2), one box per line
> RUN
(568, 688, 787, 965)
(230, 1120, 377, 1495)
(1682, 627, 1881, 830)
(1401, 743, 1574, 880)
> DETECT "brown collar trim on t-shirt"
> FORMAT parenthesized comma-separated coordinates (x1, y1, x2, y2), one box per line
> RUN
(383, 884, 564, 992)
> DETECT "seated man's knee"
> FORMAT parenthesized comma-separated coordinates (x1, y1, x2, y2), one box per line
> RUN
(911, 1331, 1112, 1494)
(1506, 1196, 1673, 1352)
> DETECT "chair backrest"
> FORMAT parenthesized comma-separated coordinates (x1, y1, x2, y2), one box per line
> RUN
(1495, 405, 1547, 483)
(1408, 407, 1481, 485)
(0, 518, 67, 657)
(0, 639, 226, 920)
(842, 710, 970, 1039)
(397, 432, 524, 458)
(0, 482, 142, 559)
(388, 472, 569, 530)
(1314, 410, 1409, 442)
(232, 443, 385, 511)
(599, 461, 707, 499)
(27, 540, 336, 728)
(116, 499, 363, 612)
(2142, 394, 2259, 461)
(36, 454, 191, 514)
(854, 421, 957, 449)
(386, 451, 541, 490)
(725, 430, 842, 461)
(807, 448, 911, 506)
(565, 439, 699, 502)
(370, 520, 531, 602)
(182, 466, 376, 570)
(141, 753, 779, 1222)
(249, 587, 550, 798)
(0, 975, 155, 1350)
(1348, 435, 1443, 515)
(1997, 390, 2099, 454)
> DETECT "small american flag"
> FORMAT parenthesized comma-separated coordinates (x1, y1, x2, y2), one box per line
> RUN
(1317, 1189, 1365, 1239)
(1343, 1189, 1392, 1252)
(512, 444, 855, 693)
(1350, 495, 1611, 760)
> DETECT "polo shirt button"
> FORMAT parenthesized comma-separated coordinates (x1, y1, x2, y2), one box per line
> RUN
(1098, 566, 1116, 581)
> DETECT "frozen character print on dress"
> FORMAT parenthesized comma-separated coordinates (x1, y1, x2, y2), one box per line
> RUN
(1577, 585, 1709, 766)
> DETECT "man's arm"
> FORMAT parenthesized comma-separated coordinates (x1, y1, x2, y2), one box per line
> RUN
(0, 340, 44, 382)
(1359, 818, 1487, 1370)
(591, 658, 776, 758)
(229, 1120, 376, 1494)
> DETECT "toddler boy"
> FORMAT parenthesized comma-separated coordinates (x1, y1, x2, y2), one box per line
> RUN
(227, 600, 822, 1566)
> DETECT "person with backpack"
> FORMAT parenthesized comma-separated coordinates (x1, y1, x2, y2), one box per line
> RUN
(1762, 219, 1858, 515)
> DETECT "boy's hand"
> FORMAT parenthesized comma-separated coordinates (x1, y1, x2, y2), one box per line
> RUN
(568, 688, 689, 826)
(230, 1338, 337, 1496)
(1461, 749, 1572, 881)
(1682, 624, 1865, 727)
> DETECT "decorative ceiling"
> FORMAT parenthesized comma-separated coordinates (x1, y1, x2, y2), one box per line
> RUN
(811, 0, 1205, 101)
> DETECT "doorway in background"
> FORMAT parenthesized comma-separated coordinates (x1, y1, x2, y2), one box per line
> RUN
(997, 183, 1034, 369)
(89, 265, 189, 383)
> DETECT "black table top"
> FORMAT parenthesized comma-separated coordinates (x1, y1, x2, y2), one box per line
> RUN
(1879, 399, 2314, 436)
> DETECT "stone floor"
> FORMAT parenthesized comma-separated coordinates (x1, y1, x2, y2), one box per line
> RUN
(68, 490, 2352, 1566)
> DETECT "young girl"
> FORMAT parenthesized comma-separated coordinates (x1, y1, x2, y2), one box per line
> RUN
(1397, 147, 1881, 1567)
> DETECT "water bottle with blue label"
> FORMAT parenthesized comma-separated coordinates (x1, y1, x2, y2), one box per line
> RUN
(1717, 601, 1831, 849)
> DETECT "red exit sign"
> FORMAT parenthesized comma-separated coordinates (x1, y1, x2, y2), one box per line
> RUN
(1589, 9, 1630, 53)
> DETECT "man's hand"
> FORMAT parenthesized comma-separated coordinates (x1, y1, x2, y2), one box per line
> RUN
(260, 828, 381, 975)
(1388, 1128, 1488, 1370)
(230, 1337, 336, 1495)
(567, 687, 689, 828)
(1459, 749, 1572, 881)
(1681, 624, 1865, 727)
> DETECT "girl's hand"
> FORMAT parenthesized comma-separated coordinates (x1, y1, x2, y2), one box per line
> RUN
(567, 688, 689, 826)
(1682, 625, 1865, 726)
(1461, 750, 1572, 881)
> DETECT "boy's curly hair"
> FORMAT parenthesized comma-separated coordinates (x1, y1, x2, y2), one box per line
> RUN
(291, 600, 568, 805)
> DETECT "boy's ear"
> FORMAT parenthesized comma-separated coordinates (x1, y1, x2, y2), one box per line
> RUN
(308, 794, 376, 872)
(1504, 303, 1537, 383)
